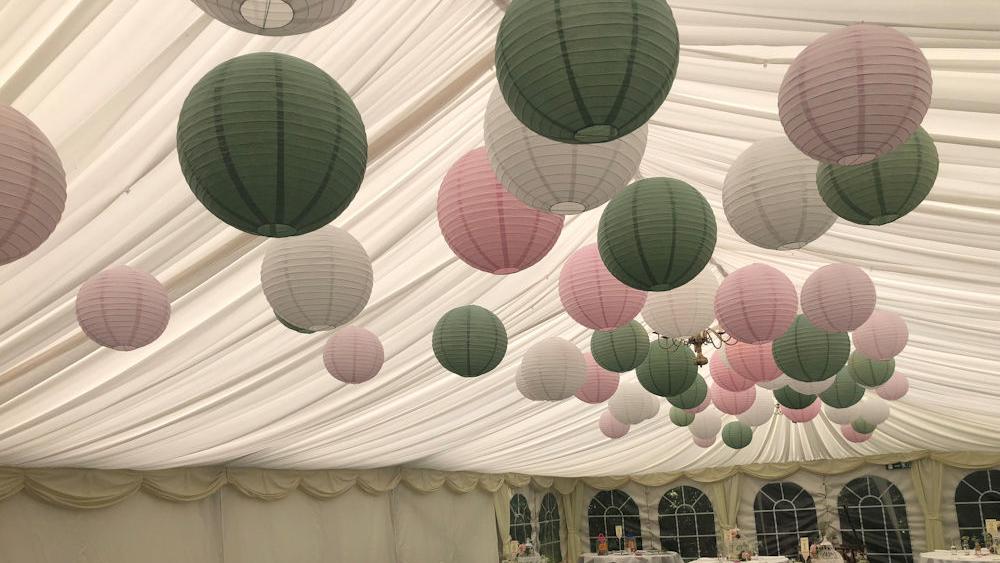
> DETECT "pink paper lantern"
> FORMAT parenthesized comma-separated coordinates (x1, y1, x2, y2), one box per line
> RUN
(75, 266, 170, 351)
(323, 326, 384, 384)
(684, 393, 711, 414)
(437, 148, 563, 274)
(576, 353, 620, 404)
(876, 372, 909, 401)
(780, 401, 821, 423)
(801, 264, 877, 332)
(710, 352, 754, 392)
(560, 244, 647, 330)
(852, 309, 909, 360)
(693, 435, 716, 448)
(725, 341, 782, 384)
(710, 384, 756, 415)
(714, 263, 797, 344)
(599, 410, 629, 439)
(841, 424, 872, 443)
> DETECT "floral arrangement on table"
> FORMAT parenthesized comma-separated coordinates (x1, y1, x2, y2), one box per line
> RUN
(724, 528, 754, 561)
(597, 533, 609, 555)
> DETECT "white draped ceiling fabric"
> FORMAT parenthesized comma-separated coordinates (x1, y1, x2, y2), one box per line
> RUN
(0, 0, 998, 476)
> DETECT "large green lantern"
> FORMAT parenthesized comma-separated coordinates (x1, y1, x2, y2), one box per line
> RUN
(847, 351, 896, 388)
(819, 367, 866, 408)
(590, 321, 650, 372)
(667, 375, 708, 410)
(432, 305, 508, 377)
(817, 127, 938, 225)
(495, 0, 679, 144)
(177, 52, 368, 237)
(637, 339, 697, 397)
(722, 421, 753, 449)
(772, 315, 850, 382)
(598, 178, 717, 291)
(851, 418, 877, 435)
(773, 386, 817, 410)
(669, 406, 695, 427)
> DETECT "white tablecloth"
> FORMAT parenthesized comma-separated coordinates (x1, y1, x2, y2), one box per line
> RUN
(920, 551, 1000, 563)
(692, 557, 789, 563)
(579, 552, 683, 563)
(511, 557, 546, 563)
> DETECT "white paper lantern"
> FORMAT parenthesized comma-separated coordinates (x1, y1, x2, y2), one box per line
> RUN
(825, 403, 861, 425)
(693, 435, 717, 448)
(852, 309, 909, 360)
(757, 374, 792, 391)
(192, 0, 356, 35)
(786, 377, 835, 395)
(737, 392, 775, 427)
(688, 408, 722, 440)
(722, 136, 836, 250)
(484, 88, 647, 214)
(599, 410, 630, 439)
(516, 337, 587, 401)
(641, 268, 718, 338)
(856, 397, 891, 425)
(608, 380, 660, 425)
(801, 263, 877, 332)
(261, 225, 373, 331)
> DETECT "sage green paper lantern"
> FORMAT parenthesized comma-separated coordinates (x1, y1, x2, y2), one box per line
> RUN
(847, 351, 896, 388)
(667, 375, 708, 410)
(669, 406, 695, 427)
(819, 367, 866, 408)
(722, 421, 753, 449)
(637, 339, 697, 397)
(590, 321, 650, 372)
(773, 386, 817, 410)
(772, 315, 850, 382)
(495, 0, 679, 144)
(817, 127, 938, 226)
(177, 52, 368, 237)
(851, 418, 877, 435)
(598, 178, 717, 291)
(432, 305, 508, 377)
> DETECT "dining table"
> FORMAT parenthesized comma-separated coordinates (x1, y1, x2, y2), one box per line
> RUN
(578, 551, 684, 563)
(919, 551, 1000, 563)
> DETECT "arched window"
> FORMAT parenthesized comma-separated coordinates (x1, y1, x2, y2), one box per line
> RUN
(838, 476, 913, 563)
(510, 493, 532, 544)
(658, 485, 717, 561)
(754, 482, 819, 557)
(955, 470, 1000, 540)
(538, 493, 562, 562)
(588, 489, 642, 552)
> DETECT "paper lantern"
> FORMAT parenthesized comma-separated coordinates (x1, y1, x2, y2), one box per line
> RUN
(669, 407, 695, 427)
(778, 23, 932, 165)
(711, 384, 756, 416)
(856, 397, 891, 425)
(276, 313, 315, 334)
(780, 402, 821, 423)
(710, 350, 754, 392)
(598, 178, 717, 291)
(737, 393, 775, 427)
(801, 264, 877, 332)
(494, 0, 679, 144)
(722, 136, 835, 250)
(438, 147, 563, 274)
(0, 106, 66, 265)
(841, 424, 872, 443)
(773, 386, 817, 410)
(75, 266, 170, 351)
(433, 305, 507, 377)
(667, 375, 708, 410)
(599, 410, 630, 439)
(608, 380, 660, 425)
(757, 374, 792, 391)
(722, 421, 753, 449)
(637, 340, 698, 397)
(576, 353, 620, 404)
(786, 378, 835, 395)
(852, 309, 909, 360)
(484, 89, 646, 214)
(819, 367, 866, 408)
(726, 341, 782, 384)
(817, 127, 939, 225)
(560, 244, 647, 330)
(772, 315, 850, 382)
(191, 0, 355, 35)
(876, 372, 910, 401)
(688, 408, 722, 440)
(693, 435, 716, 448)
(826, 403, 862, 425)
(177, 52, 366, 237)
(516, 337, 587, 401)
(590, 321, 650, 373)
(714, 264, 797, 344)
(848, 351, 896, 388)
(261, 226, 372, 331)
(641, 268, 718, 338)
(851, 418, 877, 435)
(323, 326, 383, 384)
(685, 393, 711, 415)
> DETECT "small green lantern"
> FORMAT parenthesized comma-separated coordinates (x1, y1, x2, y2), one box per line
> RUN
(773, 386, 817, 410)
(848, 351, 896, 388)
(666, 375, 708, 410)
(590, 321, 650, 372)
(772, 315, 850, 382)
(432, 305, 508, 377)
(819, 367, 866, 408)
(722, 421, 753, 449)
(637, 339, 698, 397)
(669, 407, 695, 427)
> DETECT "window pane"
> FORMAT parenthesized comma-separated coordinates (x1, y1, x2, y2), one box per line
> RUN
(838, 477, 912, 562)
(755, 482, 819, 558)
(660, 486, 715, 561)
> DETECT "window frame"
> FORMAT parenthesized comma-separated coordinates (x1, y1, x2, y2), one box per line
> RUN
(588, 489, 643, 552)
(837, 475, 913, 563)
(955, 469, 1000, 541)
(510, 493, 533, 544)
(538, 492, 562, 562)
(657, 485, 718, 561)
(753, 481, 820, 557)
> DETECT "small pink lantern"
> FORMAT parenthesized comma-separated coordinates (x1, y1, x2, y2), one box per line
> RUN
(710, 384, 756, 416)
(780, 401, 821, 423)
(710, 352, 754, 392)
(852, 309, 909, 360)
(693, 435, 716, 448)
(323, 326, 384, 384)
(560, 244, 647, 330)
(576, 353, 620, 404)
(714, 263, 797, 344)
(841, 424, 872, 443)
(876, 372, 909, 401)
(801, 264, 877, 332)
(599, 410, 630, 439)
(685, 393, 711, 414)
(437, 148, 563, 274)
(75, 265, 170, 351)
(725, 341, 782, 384)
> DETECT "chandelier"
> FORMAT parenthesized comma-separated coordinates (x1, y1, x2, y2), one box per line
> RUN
(653, 327, 735, 367)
